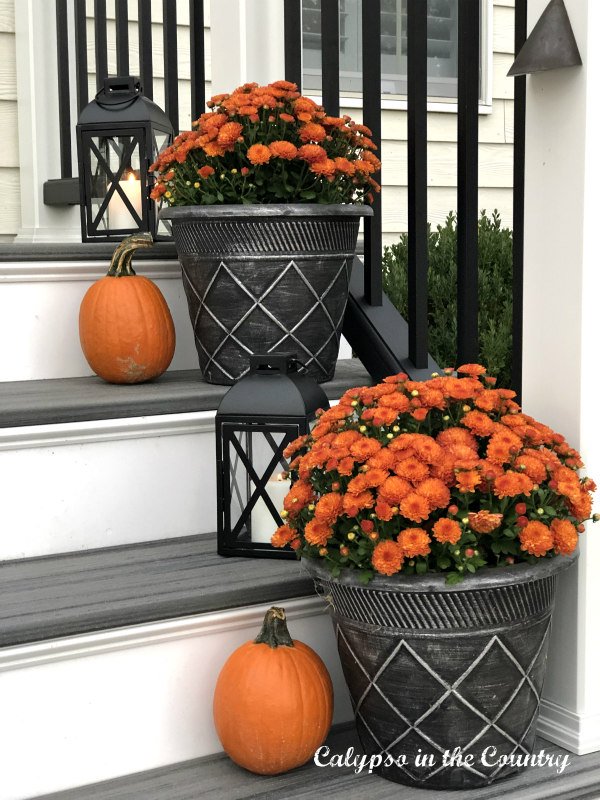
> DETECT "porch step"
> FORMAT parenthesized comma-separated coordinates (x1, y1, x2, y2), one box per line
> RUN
(0, 535, 352, 799)
(0, 532, 312, 647)
(35, 725, 600, 800)
(0, 360, 371, 561)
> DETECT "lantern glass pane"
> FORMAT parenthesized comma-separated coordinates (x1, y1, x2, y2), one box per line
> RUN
(223, 424, 299, 548)
(89, 134, 143, 233)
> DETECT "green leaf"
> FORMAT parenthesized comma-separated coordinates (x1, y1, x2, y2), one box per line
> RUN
(446, 571, 464, 586)
(466, 562, 476, 573)
(437, 557, 451, 570)
(300, 190, 317, 199)
(415, 561, 427, 575)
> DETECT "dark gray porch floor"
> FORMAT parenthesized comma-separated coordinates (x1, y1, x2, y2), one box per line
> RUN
(36, 724, 600, 800)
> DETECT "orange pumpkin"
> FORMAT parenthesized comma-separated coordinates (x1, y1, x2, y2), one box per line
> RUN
(213, 606, 333, 775)
(79, 235, 175, 384)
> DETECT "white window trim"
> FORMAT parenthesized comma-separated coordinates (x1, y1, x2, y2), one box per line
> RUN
(305, 0, 494, 116)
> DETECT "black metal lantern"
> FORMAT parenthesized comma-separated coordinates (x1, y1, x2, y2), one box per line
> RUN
(76, 76, 173, 242)
(216, 354, 330, 559)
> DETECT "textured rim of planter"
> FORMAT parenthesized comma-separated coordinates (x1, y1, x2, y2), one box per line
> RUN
(303, 552, 577, 790)
(160, 204, 372, 386)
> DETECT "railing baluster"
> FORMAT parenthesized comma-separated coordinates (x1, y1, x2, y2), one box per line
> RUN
(362, 0, 382, 307)
(512, 0, 527, 399)
(94, 0, 108, 89)
(116, 0, 130, 76)
(74, 0, 88, 113)
(406, 0, 428, 369)
(456, 0, 480, 365)
(321, 0, 339, 116)
(56, 0, 72, 179)
(284, 0, 302, 89)
(190, 0, 205, 119)
(138, 0, 153, 98)
(163, 0, 179, 131)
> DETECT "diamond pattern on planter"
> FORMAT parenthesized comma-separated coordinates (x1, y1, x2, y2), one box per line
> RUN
(336, 616, 551, 787)
(180, 255, 351, 384)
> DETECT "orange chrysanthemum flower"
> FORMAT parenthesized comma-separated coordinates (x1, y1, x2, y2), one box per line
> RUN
(399, 493, 431, 523)
(378, 475, 412, 505)
(455, 470, 482, 493)
(197, 165, 215, 179)
(343, 490, 374, 517)
(372, 540, 404, 576)
(415, 478, 451, 509)
(367, 449, 397, 471)
(457, 364, 487, 376)
(299, 122, 327, 142)
(375, 498, 395, 521)
(432, 518, 462, 545)
(216, 121, 243, 147)
(461, 410, 498, 438)
(398, 527, 431, 558)
(304, 519, 332, 547)
(550, 519, 578, 556)
(247, 143, 271, 164)
(468, 511, 503, 534)
(283, 480, 314, 516)
(350, 437, 382, 462)
(394, 457, 430, 484)
(297, 144, 328, 164)
(437, 428, 477, 451)
(310, 158, 336, 176)
(271, 525, 297, 548)
(314, 492, 344, 525)
(493, 471, 534, 499)
(519, 521, 554, 557)
(514, 454, 547, 484)
(269, 140, 298, 159)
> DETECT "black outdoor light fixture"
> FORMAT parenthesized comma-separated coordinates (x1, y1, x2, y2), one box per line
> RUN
(76, 76, 173, 242)
(216, 354, 329, 559)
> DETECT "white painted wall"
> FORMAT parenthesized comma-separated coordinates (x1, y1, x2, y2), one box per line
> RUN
(521, 0, 600, 756)
(0, 412, 217, 559)
(0, 598, 353, 800)
(0, 0, 20, 241)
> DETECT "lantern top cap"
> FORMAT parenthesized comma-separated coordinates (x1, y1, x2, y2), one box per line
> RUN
(217, 354, 330, 419)
(77, 75, 173, 132)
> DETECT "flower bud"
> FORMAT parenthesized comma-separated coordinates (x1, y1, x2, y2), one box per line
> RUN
(506, 556, 515, 565)
(281, 510, 288, 518)
(448, 504, 459, 515)
(537, 508, 545, 515)
(359, 425, 367, 433)
(308, 504, 315, 512)
(411, 389, 419, 397)
(386, 432, 394, 439)
(461, 517, 469, 524)
(516, 516, 528, 527)
(347, 532, 356, 541)
(515, 502, 527, 515)
(319, 547, 328, 556)
(465, 548, 475, 558)
(340, 546, 349, 557)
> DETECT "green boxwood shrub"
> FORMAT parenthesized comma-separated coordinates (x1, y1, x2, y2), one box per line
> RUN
(382, 211, 513, 387)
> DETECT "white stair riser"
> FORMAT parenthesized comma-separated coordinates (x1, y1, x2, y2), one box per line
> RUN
(0, 412, 218, 560)
(0, 598, 353, 800)
(0, 260, 352, 382)
(0, 261, 199, 382)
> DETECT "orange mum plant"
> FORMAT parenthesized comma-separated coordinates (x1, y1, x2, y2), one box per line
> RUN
(150, 80, 380, 205)
(272, 365, 598, 584)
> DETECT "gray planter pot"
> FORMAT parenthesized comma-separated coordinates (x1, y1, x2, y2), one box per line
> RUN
(160, 204, 372, 385)
(303, 554, 577, 790)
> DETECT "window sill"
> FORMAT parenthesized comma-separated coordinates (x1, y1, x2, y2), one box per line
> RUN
(306, 94, 494, 116)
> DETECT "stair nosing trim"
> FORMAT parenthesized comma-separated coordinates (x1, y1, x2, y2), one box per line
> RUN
(0, 596, 324, 672)
(0, 410, 216, 451)
(0, 259, 181, 283)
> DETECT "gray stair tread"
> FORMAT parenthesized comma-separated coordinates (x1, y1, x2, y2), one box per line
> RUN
(36, 725, 600, 799)
(0, 533, 313, 647)
(0, 360, 371, 428)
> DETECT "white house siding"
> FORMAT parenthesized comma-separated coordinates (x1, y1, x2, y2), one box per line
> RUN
(0, 0, 20, 242)
(0, 0, 514, 244)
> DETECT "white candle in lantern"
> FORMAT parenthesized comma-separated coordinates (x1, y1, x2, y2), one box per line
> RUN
(109, 172, 142, 230)
(250, 472, 291, 543)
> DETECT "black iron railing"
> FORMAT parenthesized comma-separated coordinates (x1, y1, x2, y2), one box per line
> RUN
(46, 0, 525, 394)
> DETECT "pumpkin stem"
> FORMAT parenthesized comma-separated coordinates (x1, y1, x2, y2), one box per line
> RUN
(254, 606, 294, 649)
(108, 233, 154, 277)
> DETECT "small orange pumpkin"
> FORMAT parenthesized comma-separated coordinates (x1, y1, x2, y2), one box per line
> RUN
(213, 606, 333, 775)
(79, 234, 175, 383)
